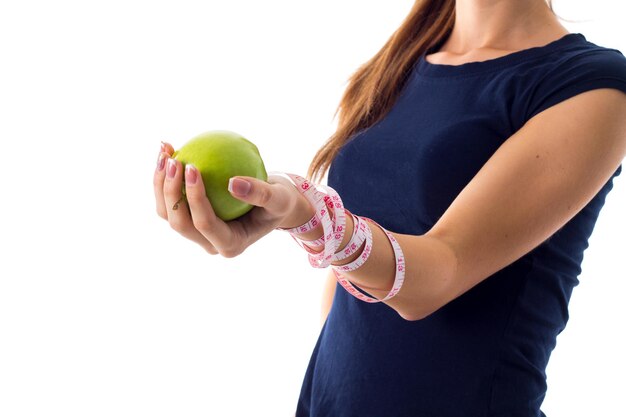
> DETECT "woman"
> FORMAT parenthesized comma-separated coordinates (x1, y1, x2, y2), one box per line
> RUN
(154, 0, 626, 415)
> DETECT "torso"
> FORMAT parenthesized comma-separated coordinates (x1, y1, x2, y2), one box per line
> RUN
(297, 32, 626, 417)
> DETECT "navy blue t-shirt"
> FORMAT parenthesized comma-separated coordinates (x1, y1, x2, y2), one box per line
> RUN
(296, 33, 626, 417)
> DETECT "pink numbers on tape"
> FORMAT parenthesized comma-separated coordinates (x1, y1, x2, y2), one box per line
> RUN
(333, 217, 406, 303)
(272, 172, 406, 303)
(278, 213, 321, 234)
(331, 213, 366, 263)
(284, 173, 347, 269)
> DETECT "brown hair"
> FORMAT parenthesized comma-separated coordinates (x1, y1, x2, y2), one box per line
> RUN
(307, 0, 555, 183)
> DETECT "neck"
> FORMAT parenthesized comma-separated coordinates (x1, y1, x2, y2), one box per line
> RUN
(442, 0, 569, 53)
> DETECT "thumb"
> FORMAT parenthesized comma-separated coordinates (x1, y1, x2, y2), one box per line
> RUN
(228, 176, 287, 211)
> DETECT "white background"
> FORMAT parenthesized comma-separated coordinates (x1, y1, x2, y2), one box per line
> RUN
(0, 0, 624, 416)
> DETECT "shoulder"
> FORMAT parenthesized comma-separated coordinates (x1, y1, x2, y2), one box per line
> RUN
(551, 37, 626, 79)
(526, 34, 626, 75)
(520, 35, 626, 122)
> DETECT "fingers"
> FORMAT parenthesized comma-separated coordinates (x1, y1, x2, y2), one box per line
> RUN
(154, 142, 175, 219)
(154, 152, 169, 219)
(154, 152, 218, 255)
(160, 141, 175, 155)
(228, 176, 294, 217)
(184, 164, 245, 257)
(154, 142, 277, 258)
(163, 158, 187, 226)
(224, 175, 300, 247)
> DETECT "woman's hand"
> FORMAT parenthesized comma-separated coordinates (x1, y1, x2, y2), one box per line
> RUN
(153, 142, 313, 257)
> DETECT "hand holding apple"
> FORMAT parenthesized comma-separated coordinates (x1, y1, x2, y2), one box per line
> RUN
(172, 130, 268, 221)
(153, 132, 316, 257)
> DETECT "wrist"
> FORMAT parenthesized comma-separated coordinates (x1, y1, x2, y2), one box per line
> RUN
(278, 186, 317, 233)
(275, 172, 406, 305)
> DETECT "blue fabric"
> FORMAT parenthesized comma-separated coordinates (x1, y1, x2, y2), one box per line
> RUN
(295, 33, 626, 417)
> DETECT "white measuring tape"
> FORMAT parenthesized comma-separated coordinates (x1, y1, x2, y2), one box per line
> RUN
(276, 172, 406, 303)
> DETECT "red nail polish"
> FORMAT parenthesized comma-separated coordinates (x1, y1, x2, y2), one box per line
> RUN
(166, 158, 176, 178)
(185, 164, 198, 185)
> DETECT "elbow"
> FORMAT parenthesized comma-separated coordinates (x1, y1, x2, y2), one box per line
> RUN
(396, 233, 460, 322)
(398, 312, 426, 322)
(394, 274, 457, 322)
(397, 305, 438, 322)
(394, 283, 457, 321)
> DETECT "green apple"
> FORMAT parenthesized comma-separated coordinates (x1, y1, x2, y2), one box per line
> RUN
(172, 130, 267, 221)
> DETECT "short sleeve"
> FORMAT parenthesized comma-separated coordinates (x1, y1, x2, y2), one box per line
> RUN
(525, 48, 626, 121)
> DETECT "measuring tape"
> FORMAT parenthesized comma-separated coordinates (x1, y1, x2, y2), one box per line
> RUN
(275, 172, 406, 303)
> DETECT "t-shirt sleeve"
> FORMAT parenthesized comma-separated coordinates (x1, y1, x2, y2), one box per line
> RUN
(525, 48, 626, 121)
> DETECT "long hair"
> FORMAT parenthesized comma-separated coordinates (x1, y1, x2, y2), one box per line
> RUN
(307, 0, 555, 183)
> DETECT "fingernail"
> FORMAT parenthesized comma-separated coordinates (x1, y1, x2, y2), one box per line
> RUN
(160, 141, 166, 152)
(228, 177, 251, 197)
(185, 164, 198, 185)
(166, 158, 176, 178)
(156, 153, 166, 171)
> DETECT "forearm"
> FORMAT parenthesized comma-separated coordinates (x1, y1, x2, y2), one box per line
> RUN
(284, 189, 459, 321)
(333, 216, 459, 321)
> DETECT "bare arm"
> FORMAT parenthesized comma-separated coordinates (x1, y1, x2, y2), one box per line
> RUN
(315, 88, 626, 320)
(156, 89, 626, 322)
